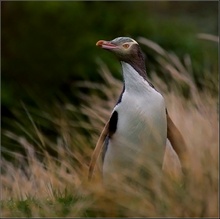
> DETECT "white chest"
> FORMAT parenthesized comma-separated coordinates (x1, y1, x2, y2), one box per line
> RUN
(110, 88, 166, 155)
(115, 89, 166, 145)
(103, 63, 167, 181)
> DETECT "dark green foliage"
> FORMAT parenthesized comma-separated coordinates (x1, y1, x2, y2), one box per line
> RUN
(1, 190, 90, 217)
(1, 1, 218, 162)
(2, 1, 218, 106)
(2, 198, 41, 217)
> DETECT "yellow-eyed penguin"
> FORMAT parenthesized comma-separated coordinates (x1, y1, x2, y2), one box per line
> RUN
(88, 37, 188, 184)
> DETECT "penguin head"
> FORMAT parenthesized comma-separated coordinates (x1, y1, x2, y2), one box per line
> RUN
(96, 37, 144, 63)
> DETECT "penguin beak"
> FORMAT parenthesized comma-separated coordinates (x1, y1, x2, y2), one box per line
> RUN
(96, 40, 118, 50)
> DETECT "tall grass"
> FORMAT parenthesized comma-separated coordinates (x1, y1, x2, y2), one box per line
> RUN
(1, 36, 218, 217)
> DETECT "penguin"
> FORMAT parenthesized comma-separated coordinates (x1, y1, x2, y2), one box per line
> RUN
(88, 37, 188, 184)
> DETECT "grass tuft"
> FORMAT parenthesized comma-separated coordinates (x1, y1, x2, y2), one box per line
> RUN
(1, 36, 218, 217)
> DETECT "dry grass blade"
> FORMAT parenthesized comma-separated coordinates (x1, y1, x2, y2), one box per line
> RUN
(1, 37, 218, 217)
(21, 101, 46, 148)
(138, 36, 168, 57)
(197, 33, 219, 43)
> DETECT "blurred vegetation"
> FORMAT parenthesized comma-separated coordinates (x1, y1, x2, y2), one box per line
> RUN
(1, 2, 218, 215)
(1, 56, 218, 217)
(1, 1, 218, 160)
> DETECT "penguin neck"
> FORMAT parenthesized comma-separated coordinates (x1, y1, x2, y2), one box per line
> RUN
(121, 61, 152, 93)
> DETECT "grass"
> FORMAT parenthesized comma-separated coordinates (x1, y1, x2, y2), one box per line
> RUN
(1, 36, 219, 217)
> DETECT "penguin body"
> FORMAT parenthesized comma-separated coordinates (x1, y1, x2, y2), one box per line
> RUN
(88, 37, 188, 183)
(102, 62, 167, 183)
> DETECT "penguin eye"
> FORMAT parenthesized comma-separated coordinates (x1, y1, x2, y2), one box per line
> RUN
(122, 43, 130, 49)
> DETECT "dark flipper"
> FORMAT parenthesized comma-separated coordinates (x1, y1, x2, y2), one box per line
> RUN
(88, 120, 109, 181)
(166, 110, 189, 174)
(88, 110, 119, 181)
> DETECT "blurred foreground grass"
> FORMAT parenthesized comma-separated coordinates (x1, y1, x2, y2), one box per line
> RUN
(1, 37, 218, 217)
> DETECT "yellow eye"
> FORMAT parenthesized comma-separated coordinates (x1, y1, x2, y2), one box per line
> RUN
(122, 43, 130, 49)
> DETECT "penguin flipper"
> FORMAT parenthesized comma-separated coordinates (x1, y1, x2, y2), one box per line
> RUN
(88, 120, 109, 181)
(166, 111, 189, 174)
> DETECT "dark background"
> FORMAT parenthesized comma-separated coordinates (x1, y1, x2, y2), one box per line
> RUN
(1, 1, 218, 160)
